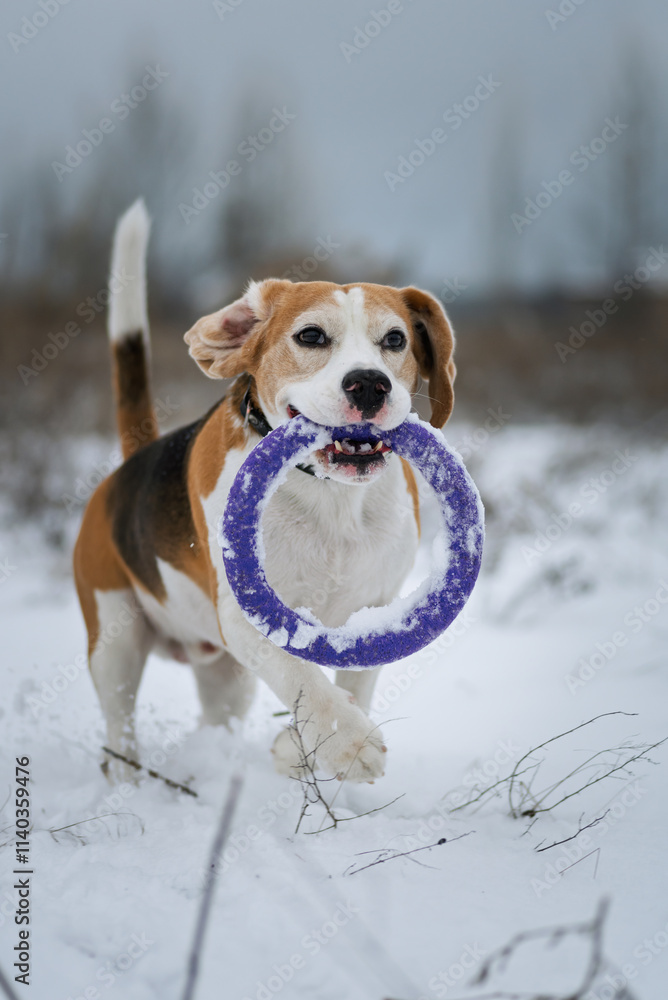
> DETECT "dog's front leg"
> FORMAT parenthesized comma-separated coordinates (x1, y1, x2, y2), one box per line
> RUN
(220, 598, 386, 782)
(335, 668, 382, 714)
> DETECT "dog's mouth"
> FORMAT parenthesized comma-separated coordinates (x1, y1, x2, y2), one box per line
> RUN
(287, 405, 392, 475)
(323, 437, 391, 464)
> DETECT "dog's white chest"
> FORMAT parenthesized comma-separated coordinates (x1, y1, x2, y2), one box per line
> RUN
(254, 457, 418, 626)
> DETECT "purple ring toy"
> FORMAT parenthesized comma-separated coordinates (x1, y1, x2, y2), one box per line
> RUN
(220, 414, 484, 669)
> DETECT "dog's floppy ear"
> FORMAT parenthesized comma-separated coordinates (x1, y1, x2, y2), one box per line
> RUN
(184, 279, 288, 379)
(401, 286, 456, 428)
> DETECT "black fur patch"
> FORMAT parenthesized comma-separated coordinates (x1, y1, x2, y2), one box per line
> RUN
(107, 417, 205, 598)
(114, 332, 151, 409)
(414, 319, 434, 374)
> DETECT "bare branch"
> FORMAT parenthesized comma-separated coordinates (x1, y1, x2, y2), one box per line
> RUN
(306, 794, 406, 835)
(535, 811, 610, 853)
(344, 832, 475, 876)
(181, 773, 243, 1000)
(444, 713, 666, 854)
(507, 713, 638, 818)
(458, 899, 628, 1000)
(520, 738, 667, 818)
(48, 811, 144, 844)
(448, 763, 539, 814)
(102, 746, 197, 797)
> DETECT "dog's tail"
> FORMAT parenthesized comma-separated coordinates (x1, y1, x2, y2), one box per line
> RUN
(108, 198, 157, 460)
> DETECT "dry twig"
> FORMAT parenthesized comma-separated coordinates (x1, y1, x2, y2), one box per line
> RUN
(102, 746, 197, 797)
(446, 712, 666, 848)
(344, 831, 474, 876)
(181, 773, 243, 1000)
(535, 811, 609, 853)
(48, 811, 144, 844)
(288, 691, 403, 834)
(385, 898, 638, 1000)
(462, 898, 637, 1000)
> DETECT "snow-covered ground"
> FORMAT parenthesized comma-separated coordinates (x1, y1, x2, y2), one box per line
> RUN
(1, 419, 667, 1000)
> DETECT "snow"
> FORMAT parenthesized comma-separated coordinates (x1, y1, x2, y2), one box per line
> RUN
(1, 420, 667, 999)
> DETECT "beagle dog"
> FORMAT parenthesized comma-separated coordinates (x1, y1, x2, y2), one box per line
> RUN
(74, 200, 456, 784)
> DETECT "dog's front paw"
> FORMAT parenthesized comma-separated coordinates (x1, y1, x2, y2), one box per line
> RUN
(271, 726, 309, 779)
(319, 717, 387, 783)
(272, 693, 387, 784)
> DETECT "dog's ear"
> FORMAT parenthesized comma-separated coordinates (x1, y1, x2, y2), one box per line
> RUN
(184, 279, 289, 379)
(401, 286, 456, 428)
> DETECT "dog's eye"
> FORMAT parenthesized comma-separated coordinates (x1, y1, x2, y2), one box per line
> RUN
(294, 326, 329, 347)
(381, 329, 406, 351)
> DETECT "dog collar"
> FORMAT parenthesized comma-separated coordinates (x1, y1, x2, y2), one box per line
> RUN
(239, 378, 317, 477)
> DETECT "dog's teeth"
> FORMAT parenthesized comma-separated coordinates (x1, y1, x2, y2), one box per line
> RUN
(373, 441, 384, 452)
(334, 440, 343, 452)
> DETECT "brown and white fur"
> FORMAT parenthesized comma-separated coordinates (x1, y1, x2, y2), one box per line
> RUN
(73, 200, 456, 785)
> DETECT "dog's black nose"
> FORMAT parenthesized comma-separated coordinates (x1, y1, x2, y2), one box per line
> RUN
(342, 369, 392, 418)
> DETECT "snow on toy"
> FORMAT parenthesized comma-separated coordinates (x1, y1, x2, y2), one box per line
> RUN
(220, 414, 484, 669)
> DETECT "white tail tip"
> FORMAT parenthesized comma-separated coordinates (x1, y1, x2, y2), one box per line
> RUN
(108, 198, 151, 343)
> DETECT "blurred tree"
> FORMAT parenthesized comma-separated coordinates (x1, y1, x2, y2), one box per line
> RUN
(575, 41, 668, 283)
(210, 91, 311, 297)
(486, 102, 524, 294)
(0, 66, 194, 314)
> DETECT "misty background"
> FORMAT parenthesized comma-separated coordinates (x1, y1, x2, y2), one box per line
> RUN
(0, 0, 667, 545)
(2, 9, 668, 993)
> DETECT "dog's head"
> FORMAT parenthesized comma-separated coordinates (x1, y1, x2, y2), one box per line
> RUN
(184, 280, 455, 484)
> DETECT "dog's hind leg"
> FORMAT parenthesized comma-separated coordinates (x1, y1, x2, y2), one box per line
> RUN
(190, 650, 256, 728)
(88, 588, 153, 783)
(73, 473, 154, 783)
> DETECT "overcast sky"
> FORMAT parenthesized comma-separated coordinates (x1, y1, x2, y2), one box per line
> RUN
(2, 0, 667, 296)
